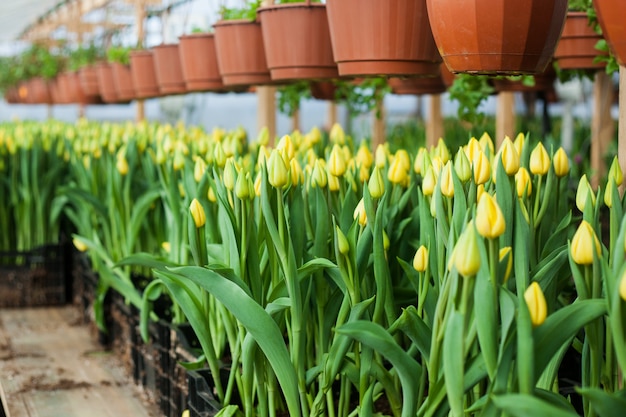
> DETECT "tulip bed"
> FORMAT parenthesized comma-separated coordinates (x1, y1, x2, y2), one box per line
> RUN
(1, 119, 626, 417)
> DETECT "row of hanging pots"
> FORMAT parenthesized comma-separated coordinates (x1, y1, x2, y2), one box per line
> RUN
(592, 0, 626, 66)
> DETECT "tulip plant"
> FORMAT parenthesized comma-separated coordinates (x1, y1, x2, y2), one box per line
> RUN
(4, 118, 626, 417)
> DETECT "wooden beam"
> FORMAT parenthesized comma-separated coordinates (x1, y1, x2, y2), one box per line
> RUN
(257, 0, 276, 144)
(135, 2, 146, 122)
(372, 94, 386, 150)
(496, 91, 516, 147)
(590, 70, 614, 189)
(426, 94, 443, 148)
(620, 65, 626, 187)
(291, 108, 300, 133)
(327, 101, 337, 131)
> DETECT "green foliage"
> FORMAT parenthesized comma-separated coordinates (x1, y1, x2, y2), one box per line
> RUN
(277, 81, 311, 117)
(106, 46, 131, 65)
(447, 73, 494, 126)
(219, 0, 262, 20)
(68, 44, 103, 71)
(335, 77, 390, 118)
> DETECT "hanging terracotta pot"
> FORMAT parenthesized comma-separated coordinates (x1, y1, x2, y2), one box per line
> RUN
(96, 63, 120, 103)
(258, 1, 338, 81)
(426, 0, 568, 75)
(28, 77, 52, 104)
(152, 44, 187, 95)
(553, 12, 606, 71)
(68, 71, 100, 105)
(389, 65, 454, 95)
(326, 0, 440, 77)
(110, 62, 136, 102)
(4, 86, 19, 104)
(593, 0, 626, 65)
(178, 33, 225, 91)
(130, 50, 160, 99)
(493, 61, 557, 93)
(213, 19, 272, 86)
(57, 72, 75, 104)
(310, 81, 338, 100)
(79, 65, 102, 100)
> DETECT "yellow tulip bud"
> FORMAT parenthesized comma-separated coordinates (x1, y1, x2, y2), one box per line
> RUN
(235, 171, 251, 200)
(254, 172, 262, 197)
(524, 282, 547, 327)
(267, 150, 289, 189)
(223, 159, 237, 191)
(571, 220, 602, 265)
(336, 226, 350, 255)
(388, 156, 409, 186)
(475, 193, 506, 239)
(375, 144, 388, 168)
(473, 150, 491, 185)
(499, 247, 512, 283)
(328, 144, 347, 177)
(553, 147, 569, 178)
(356, 143, 374, 169)
(440, 161, 455, 198)
(413, 245, 428, 272)
(208, 186, 217, 202)
(608, 156, 623, 187)
(189, 198, 206, 228)
(529, 142, 550, 176)
(500, 137, 520, 176)
(383, 230, 390, 251)
(289, 158, 304, 186)
(276, 134, 295, 162)
(330, 123, 345, 145)
(465, 137, 482, 162)
(173, 149, 185, 171)
(513, 133, 525, 157)
(414, 147, 427, 175)
(257, 145, 270, 168)
(576, 174, 596, 212)
(161, 241, 171, 253)
(619, 269, 626, 301)
(434, 138, 450, 163)
(605, 179, 616, 208)
(368, 165, 385, 199)
(476, 184, 485, 202)
(73, 238, 88, 252)
(116, 156, 129, 175)
(213, 142, 227, 168)
(358, 163, 370, 183)
(479, 132, 495, 157)
(328, 172, 341, 192)
(452, 223, 481, 277)
(515, 167, 532, 198)
(311, 159, 328, 189)
(454, 147, 472, 183)
(422, 166, 437, 196)
(354, 198, 367, 226)
(194, 157, 207, 183)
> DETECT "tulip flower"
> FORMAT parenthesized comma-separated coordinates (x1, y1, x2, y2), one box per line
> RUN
(328, 144, 347, 177)
(571, 220, 602, 265)
(440, 161, 455, 198)
(620, 269, 626, 302)
(472, 150, 491, 185)
(499, 247, 512, 283)
(267, 149, 289, 189)
(375, 144, 388, 168)
(223, 159, 237, 191)
(354, 198, 367, 226)
(355, 143, 374, 169)
(465, 137, 482, 162)
(513, 133, 525, 157)
(311, 159, 328, 189)
(434, 139, 450, 163)
(213, 142, 227, 168)
(605, 179, 616, 208)
(479, 132, 494, 157)
(515, 167, 532, 198)
(330, 123, 345, 145)
(575, 175, 596, 212)
(368, 165, 385, 199)
(388, 156, 409, 186)
(235, 171, 252, 200)
(524, 282, 547, 327)
(116, 156, 129, 176)
(452, 223, 480, 277)
(73, 238, 88, 252)
(190, 198, 206, 228)
(608, 156, 623, 186)
(328, 172, 340, 192)
(336, 226, 350, 255)
(422, 166, 436, 196)
(276, 134, 295, 162)
(454, 148, 472, 183)
(500, 137, 520, 176)
(529, 142, 550, 176)
(475, 193, 506, 239)
(553, 147, 569, 178)
(413, 245, 428, 272)
(414, 147, 427, 175)
(194, 157, 207, 183)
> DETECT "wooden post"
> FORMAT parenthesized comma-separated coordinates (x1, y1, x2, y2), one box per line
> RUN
(372, 93, 386, 150)
(135, 2, 146, 122)
(327, 101, 337, 131)
(590, 70, 614, 189)
(617, 65, 626, 183)
(426, 94, 443, 148)
(258, 0, 276, 144)
(291, 108, 300, 132)
(496, 91, 516, 147)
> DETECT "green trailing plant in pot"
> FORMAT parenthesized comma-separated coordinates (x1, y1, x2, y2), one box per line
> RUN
(277, 81, 312, 118)
(219, 0, 262, 20)
(106, 46, 135, 102)
(68, 44, 104, 72)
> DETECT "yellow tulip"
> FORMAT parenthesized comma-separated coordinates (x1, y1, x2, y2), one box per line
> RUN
(328, 144, 347, 177)
(608, 156, 623, 187)
(328, 172, 341, 192)
(276, 134, 295, 162)
(475, 193, 506, 239)
(311, 159, 328, 189)
(434, 138, 450, 163)
(499, 247, 513, 283)
(330, 123, 345, 145)
(213, 142, 227, 168)
(358, 163, 370, 183)
(465, 137, 482, 162)
(422, 166, 437, 196)
(576, 174, 596, 212)
(388, 156, 409, 186)
(524, 282, 547, 327)
(529, 142, 550, 176)
(355, 143, 374, 169)
(452, 223, 480, 278)
(336, 226, 350, 255)
(472, 150, 491, 185)
(515, 167, 532, 198)
(375, 144, 388, 168)
(476, 184, 485, 202)
(194, 157, 207, 183)
(368, 165, 385, 199)
(620, 269, 626, 301)
(454, 147, 472, 183)
(189, 198, 206, 228)
(414, 147, 427, 175)
(254, 172, 262, 197)
(605, 179, 616, 208)
(413, 245, 428, 272)
(500, 137, 520, 176)
(267, 149, 289, 189)
(235, 171, 252, 200)
(513, 133, 525, 157)
(116, 156, 129, 176)
(440, 161, 455, 198)
(479, 132, 495, 157)
(73, 238, 88, 252)
(223, 158, 237, 191)
(553, 147, 569, 178)
(354, 198, 367, 226)
(571, 220, 602, 265)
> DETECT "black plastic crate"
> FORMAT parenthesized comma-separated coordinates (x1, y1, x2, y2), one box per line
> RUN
(187, 369, 222, 417)
(0, 242, 70, 308)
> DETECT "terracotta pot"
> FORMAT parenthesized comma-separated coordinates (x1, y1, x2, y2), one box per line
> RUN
(130, 50, 160, 99)
(593, 0, 626, 66)
(426, 0, 568, 75)
(68, 71, 98, 105)
(49, 78, 62, 104)
(28, 77, 52, 104)
(79, 65, 102, 99)
(96, 63, 120, 103)
(152, 44, 187, 95)
(310, 81, 338, 100)
(258, 2, 338, 81)
(213, 19, 272, 86)
(326, 0, 441, 77)
(110, 62, 136, 102)
(389, 65, 453, 95)
(554, 12, 606, 70)
(57, 72, 75, 104)
(4, 86, 19, 104)
(493, 62, 557, 93)
(178, 33, 225, 91)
